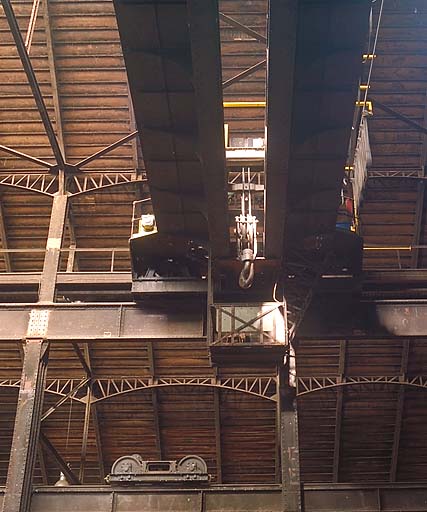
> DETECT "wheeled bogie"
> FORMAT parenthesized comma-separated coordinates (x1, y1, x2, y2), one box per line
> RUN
(106, 454, 210, 485)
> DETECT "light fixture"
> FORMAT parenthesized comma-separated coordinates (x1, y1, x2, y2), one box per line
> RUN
(54, 472, 70, 487)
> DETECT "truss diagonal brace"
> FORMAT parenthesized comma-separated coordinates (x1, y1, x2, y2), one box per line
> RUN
(1, 0, 66, 170)
(219, 12, 267, 43)
(39, 432, 81, 485)
(222, 59, 266, 89)
(76, 131, 138, 169)
(0, 145, 53, 169)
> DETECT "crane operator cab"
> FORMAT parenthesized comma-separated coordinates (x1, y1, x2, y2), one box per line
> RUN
(129, 200, 208, 298)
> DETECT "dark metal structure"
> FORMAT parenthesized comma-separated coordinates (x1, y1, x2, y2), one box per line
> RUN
(106, 454, 209, 485)
(0, 0, 426, 512)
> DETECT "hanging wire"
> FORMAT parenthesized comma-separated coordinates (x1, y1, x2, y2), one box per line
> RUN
(25, 0, 41, 53)
(363, 0, 385, 108)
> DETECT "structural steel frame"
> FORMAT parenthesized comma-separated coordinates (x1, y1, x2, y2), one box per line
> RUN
(1, 0, 423, 510)
(0, 376, 278, 404)
(297, 374, 427, 396)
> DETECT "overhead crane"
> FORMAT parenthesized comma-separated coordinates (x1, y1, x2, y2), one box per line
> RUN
(115, 0, 371, 367)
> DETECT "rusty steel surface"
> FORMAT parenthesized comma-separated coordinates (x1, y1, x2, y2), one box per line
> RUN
(1, 0, 427, 502)
(360, 2, 427, 269)
(0, 484, 424, 511)
(2, 339, 49, 512)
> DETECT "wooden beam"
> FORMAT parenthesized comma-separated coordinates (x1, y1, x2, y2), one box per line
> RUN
(390, 340, 410, 482)
(333, 340, 347, 483)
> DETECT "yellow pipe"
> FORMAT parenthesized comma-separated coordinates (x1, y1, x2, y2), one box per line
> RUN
(363, 246, 411, 251)
(224, 100, 372, 111)
(223, 101, 266, 108)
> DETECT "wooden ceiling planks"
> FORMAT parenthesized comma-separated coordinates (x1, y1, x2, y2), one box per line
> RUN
(0, 0, 140, 273)
(361, 1, 427, 268)
(220, 0, 267, 141)
(0, 0, 426, 492)
(297, 337, 427, 483)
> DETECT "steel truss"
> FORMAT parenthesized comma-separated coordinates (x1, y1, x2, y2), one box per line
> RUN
(297, 375, 427, 396)
(0, 172, 144, 197)
(284, 249, 330, 341)
(0, 376, 278, 403)
(92, 376, 277, 403)
(368, 168, 422, 178)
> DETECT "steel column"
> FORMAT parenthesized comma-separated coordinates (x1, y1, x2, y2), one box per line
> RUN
(39, 194, 68, 302)
(333, 340, 347, 482)
(3, 189, 67, 507)
(280, 367, 302, 512)
(147, 342, 163, 460)
(2, 339, 49, 512)
(390, 340, 409, 482)
(213, 387, 223, 483)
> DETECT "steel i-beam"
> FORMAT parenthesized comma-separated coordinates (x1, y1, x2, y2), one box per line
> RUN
(2, 339, 49, 512)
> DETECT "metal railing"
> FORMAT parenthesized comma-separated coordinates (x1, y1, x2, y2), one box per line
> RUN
(210, 302, 287, 345)
(352, 115, 372, 211)
(0, 247, 130, 273)
(363, 245, 425, 270)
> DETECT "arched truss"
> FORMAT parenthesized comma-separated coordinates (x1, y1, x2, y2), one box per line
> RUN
(0, 172, 144, 197)
(0, 378, 88, 405)
(68, 173, 145, 196)
(0, 174, 57, 196)
(297, 375, 427, 396)
(91, 376, 278, 403)
(0, 376, 278, 404)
